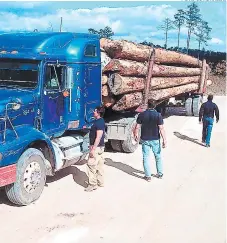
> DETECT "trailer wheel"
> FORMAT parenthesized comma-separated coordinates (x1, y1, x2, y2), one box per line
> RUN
(121, 118, 140, 153)
(110, 140, 123, 152)
(192, 95, 203, 117)
(185, 97, 193, 116)
(5, 148, 46, 206)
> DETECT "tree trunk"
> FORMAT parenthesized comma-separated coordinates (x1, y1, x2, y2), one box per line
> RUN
(100, 38, 152, 62)
(102, 74, 108, 85)
(112, 83, 200, 111)
(149, 83, 199, 101)
(103, 59, 147, 76)
(100, 38, 202, 67)
(112, 92, 143, 111)
(109, 74, 200, 95)
(197, 41, 201, 60)
(186, 29, 190, 54)
(102, 84, 109, 97)
(165, 30, 168, 49)
(109, 74, 144, 95)
(177, 26, 180, 50)
(102, 95, 116, 108)
(103, 59, 201, 77)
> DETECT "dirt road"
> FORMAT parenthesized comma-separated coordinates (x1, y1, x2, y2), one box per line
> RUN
(0, 96, 226, 243)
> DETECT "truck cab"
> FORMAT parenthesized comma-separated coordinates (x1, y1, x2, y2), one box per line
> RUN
(0, 32, 101, 205)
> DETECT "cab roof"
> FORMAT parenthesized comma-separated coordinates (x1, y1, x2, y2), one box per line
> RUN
(0, 32, 100, 62)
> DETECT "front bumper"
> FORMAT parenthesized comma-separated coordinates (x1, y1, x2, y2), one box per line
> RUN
(0, 164, 16, 187)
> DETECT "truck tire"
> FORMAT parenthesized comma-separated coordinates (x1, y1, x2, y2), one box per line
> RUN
(121, 118, 140, 153)
(5, 148, 46, 206)
(185, 97, 193, 116)
(110, 140, 123, 152)
(192, 95, 203, 117)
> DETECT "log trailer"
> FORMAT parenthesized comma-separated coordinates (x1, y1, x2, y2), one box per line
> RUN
(0, 32, 208, 205)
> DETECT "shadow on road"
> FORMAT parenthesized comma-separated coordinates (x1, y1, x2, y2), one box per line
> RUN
(174, 132, 205, 147)
(0, 188, 14, 206)
(47, 166, 88, 188)
(105, 158, 144, 179)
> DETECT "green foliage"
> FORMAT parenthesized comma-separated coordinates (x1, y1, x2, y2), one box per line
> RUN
(173, 9, 185, 49)
(88, 26, 114, 39)
(157, 18, 175, 49)
(185, 3, 202, 52)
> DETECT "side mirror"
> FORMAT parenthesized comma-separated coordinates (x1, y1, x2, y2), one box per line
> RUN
(65, 67, 74, 89)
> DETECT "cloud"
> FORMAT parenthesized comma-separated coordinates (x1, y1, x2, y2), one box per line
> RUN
(210, 38, 224, 45)
(0, 5, 176, 32)
(0, 3, 225, 51)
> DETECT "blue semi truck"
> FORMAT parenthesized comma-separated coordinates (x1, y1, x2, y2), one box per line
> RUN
(0, 32, 144, 205)
(0, 32, 204, 205)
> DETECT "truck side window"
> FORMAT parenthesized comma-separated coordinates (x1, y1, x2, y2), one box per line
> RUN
(45, 66, 63, 90)
(84, 45, 96, 57)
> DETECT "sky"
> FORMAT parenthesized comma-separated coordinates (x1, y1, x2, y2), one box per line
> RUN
(0, 1, 226, 52)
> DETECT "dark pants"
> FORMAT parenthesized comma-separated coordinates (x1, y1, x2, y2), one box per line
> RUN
(202, 117, 214, 145)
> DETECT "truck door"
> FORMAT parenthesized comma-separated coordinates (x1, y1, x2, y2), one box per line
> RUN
(84, 43, 102, 123)
(42, 64, 66, 135)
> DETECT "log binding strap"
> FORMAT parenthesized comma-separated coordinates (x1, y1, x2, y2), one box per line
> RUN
(136, 48, 155, 112)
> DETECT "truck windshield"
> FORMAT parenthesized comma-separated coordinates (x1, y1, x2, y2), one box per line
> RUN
(0, 60, 39, 89)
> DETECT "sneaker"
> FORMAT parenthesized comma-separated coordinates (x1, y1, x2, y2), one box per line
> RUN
(143, 176, 151, 182)
(155, 173, 163, 179)
(84, 185, 98, 192)
(206, 144, 210, 148)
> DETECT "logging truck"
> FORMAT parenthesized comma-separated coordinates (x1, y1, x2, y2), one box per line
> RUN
(0, 32, 208, 205)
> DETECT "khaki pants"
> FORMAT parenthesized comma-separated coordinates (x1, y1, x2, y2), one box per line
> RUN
(87, 147, 105, 186)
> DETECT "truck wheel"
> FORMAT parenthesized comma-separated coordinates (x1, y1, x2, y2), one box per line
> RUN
(185, 97, 193, 116)
(192, 96, 203, 117)
(121, 118, 139, 153)
(5, 148, 46, 206)
(110, 140, 123, 152)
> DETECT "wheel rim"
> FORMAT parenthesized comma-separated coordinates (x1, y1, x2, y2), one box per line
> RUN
(24, 162, 42, 193)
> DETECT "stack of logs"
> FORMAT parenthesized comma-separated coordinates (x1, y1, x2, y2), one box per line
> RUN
(101, 38, 210, 111)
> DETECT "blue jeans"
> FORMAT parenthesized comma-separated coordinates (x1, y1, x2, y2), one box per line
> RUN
(202, 117, 214, 146)
(142, 140, 163, 177)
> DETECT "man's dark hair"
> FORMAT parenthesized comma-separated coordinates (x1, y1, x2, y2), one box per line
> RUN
(95, 106, 105, 117)
(148, 100, 156, 109)
(208, 94, 213, 101)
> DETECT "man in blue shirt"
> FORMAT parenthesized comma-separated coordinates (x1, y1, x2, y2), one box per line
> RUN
(85, 106, 106, 192)
(134, 100, 167, 182)
(199, 94, 219, 147)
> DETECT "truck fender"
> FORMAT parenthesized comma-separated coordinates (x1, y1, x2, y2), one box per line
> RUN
(1, 127, 57, 175)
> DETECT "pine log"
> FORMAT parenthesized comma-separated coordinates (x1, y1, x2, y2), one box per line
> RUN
(103, 59, 147, 76)
(148, 83, 199, 101)
(102, 95, 116, 108)
(103, 59, 201, 77)
(100, 38, 151, 63)
(108, 74, 144, 95)
(112, 83, 200, 111)
(109, 73, 200, 95)
(112, 92, 143, 111)
(198, 59, 207, 93)
(207, 79, 212, 86)
(100, 38, 202, 67)
(101, 51, 111, 70)
(102, 85, 109, 97)
(102, 74, 108, 85)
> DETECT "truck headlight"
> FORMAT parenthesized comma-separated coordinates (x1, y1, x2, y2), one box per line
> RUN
(12, 103, 21, 110)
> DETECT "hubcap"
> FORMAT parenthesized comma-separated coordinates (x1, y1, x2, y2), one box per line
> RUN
(24, 162, 42, 193)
